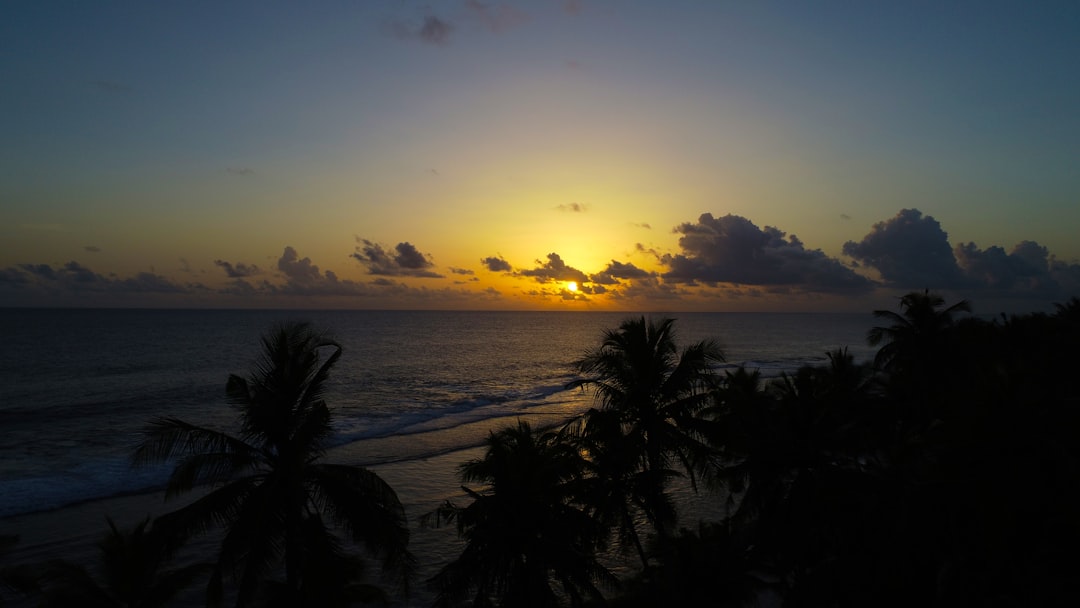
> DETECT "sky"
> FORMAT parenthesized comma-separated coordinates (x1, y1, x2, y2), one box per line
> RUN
(3, 1, 1079, 313)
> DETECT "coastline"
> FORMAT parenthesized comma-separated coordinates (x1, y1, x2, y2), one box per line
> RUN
(0, 444, 484, 608)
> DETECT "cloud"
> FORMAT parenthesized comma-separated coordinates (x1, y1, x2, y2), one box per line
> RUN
(635, 243, 663, 261)
(278, 246, 324, 285)
(0, 248, 516, 308)
(590, 260, 652, 285)
(556, 202, 586, 212)
(4, 261, 188, 295)
(519, 252, 589, 284)
(352, 239, 444, 278)
(842, 209, 965, 288)
(466, 1, 529, 33)
(607, 275, 683, 303)
(226, 167, 255, 176)
(1049, 257, 1080, 296)
(392, 14, 454, 45)
(120, 272, 190, 293)
(844, 208, 1080, 300)
(633, 222, 652, 230)
(481, 255, 512, 272)
(562, 0, 584, 15)
(84, 245, 101, 253)
(214, 259, 261, 278)
(953, 240, 1080, 295)
(663, 213, 875, 293)
(840, 214, 852, 221)
(264, 247, 379, 297)
(449, 267, 475, 276)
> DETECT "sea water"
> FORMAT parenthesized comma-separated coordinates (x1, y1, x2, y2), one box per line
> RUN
(0, 308, 875, 604)
(0, 308, 875, 519)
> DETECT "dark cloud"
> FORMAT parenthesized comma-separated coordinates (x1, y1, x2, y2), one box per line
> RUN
(0, 248, 516, 307)
(5, 261, 187, 295)
(635, 243, 663, 261)
(214, 259, 261, 278)
(840, 214, 852, 221)
(226, 167, 255, 176)
(481, 255, 512, 272)
(519, 253, 589, 284)
(278, 246, 324, 285)
(268, 247, 377, 296)
(842, 209, 965, 288)
(590, 260, 652, 285)
(556, 202, 586, 212)
(120, 272, 189, 293)
(953, 240, 1077, 295)
(843, 208, 1080, 300)
(634, 222, 652, 230)
(466, 1, 529, 33)
(352, 240, 444, 278)
(84, 245, 101, 253)
(449, 267, 475, 276)
(1050, 257, 1080, 295)
(19, 263, 57, 280)
(663, 213, 874, 293)
(608, 275, 683, 302)
(392, 15, 453, 45)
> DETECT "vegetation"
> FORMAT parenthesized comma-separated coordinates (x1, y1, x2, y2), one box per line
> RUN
(9, 295, 1080, 606)
(132, 322, 413, 606)
(565, 317, 724, 568)
(35, 517, 210, 608)
(423, 421, 614, 608)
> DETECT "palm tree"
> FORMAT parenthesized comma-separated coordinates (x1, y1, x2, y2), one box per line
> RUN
(567, 316, 724, 566)
(37, 517, 210, 608)
(424, 420, 614, 608)
(868, 290, 971, 374)
(134, 321, 413, 606)
(610, 521, 763, 608)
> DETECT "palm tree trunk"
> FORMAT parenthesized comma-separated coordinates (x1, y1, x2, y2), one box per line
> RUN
(625, 511, 650, 570)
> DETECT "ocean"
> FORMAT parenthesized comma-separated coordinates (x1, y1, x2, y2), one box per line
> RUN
(0, 308, 876, 604)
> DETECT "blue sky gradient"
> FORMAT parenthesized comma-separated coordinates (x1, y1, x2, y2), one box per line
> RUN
(3, 1, 1079, 311)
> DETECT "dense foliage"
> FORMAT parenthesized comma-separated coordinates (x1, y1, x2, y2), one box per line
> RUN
(7, 295, 1079, 606)
(131, 322, 413, 607)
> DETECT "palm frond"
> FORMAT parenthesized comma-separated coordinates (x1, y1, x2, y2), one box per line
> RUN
(307, 463, 415, 584)
(133, 417, 257, 468)
(165, 451, 261, 497)
(154, 477, 260, 555)
(290, 400, 333, 462)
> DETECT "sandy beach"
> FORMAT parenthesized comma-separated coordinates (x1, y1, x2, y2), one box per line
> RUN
(0, 447, 479, 608)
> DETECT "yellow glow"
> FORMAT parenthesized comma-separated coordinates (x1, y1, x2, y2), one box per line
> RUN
(566, 281, 578, 292)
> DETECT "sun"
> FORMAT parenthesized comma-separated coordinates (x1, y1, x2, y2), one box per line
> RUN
(566, 281, 578, 292)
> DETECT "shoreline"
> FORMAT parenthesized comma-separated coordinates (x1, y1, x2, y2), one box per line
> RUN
(0, 444, 487, 608)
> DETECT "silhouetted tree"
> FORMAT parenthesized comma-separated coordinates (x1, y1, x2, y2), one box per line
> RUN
(567, 317, 724, 564)
(36, 517, 210, 608)
(609, 522, 764, 608)
(134, 322, 413, 606)
(424, 421, 614, 608)
(868, 290, 971, 399)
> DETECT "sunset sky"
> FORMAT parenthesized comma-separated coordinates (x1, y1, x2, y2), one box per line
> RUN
(3, 1, 1079, 312)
